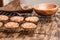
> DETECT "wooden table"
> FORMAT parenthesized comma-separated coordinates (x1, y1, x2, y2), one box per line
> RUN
(0, 12, 60, 40)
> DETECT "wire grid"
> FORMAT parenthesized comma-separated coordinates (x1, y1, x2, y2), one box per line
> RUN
(0, 11, 58, 40)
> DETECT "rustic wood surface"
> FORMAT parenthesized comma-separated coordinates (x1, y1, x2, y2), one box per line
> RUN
(0, 12, 60, 40)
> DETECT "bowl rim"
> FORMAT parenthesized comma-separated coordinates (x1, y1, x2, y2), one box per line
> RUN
(33, 3, 58, 10)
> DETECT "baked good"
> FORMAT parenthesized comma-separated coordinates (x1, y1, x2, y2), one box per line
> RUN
(21, 22, 37, 31)
(0, 15, 8, 21)
(25, 17, 39, 22)
(4, 22, 19, 28)
(10, 16, 24, 22)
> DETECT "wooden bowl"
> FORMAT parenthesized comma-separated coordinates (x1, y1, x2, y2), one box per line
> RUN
(20, 4, 33, 13)
(34, 3, 58, 16)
